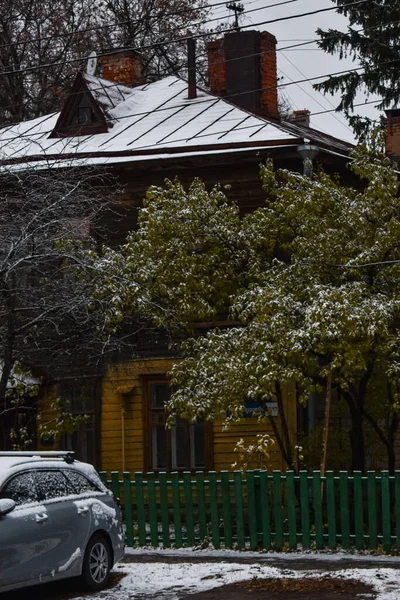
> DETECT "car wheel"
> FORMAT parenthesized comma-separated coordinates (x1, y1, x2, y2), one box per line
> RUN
(81, 533, 111, 591)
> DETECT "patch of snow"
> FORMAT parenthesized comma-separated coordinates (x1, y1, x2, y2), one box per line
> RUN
(58, 547, 81, 572)
(71, 560, 400, 600)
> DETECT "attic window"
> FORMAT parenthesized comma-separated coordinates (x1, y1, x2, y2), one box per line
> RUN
(71, 96, 97, 126)
(49, 74, 108, 138)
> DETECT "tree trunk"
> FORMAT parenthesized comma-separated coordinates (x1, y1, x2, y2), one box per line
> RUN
(348, 401, 365, 472)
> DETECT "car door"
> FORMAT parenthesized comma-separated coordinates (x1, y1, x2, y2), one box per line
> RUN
(34, 469, 92, 577)
(0, 470, 53, 589)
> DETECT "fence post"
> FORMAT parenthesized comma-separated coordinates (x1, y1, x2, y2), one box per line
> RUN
(299, 470, 310, 549)
(353, 471, 364, 550)
(312, 471, 324, 549)
(339, 471, 350, 549)
(286, 471, 297, 550)
(395, 471, 400, 553)
(209, 471, 220, 549)
(123, 472, 134, 547)
(326, 471, 336, 550)
(135, 472, 147, 546)
(147, 472, 158, 546)
(221, 471, 232, 548)
(183, 472, 195, 546)
(381, 471, 391, 552)
(111, 471, 120, 501)
(367, 471, 377, 550)
(233, 471, 245, 549)
(259, 470, 271, 551)
(195, 472, 207, 543)
(273, 471, 284, 550)
(246, 471, 258, 550)
(159, 472, 170, 548)
(171, 472, 182, 548)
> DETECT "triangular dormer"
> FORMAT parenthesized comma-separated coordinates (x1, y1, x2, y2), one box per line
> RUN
(49, 72, 108, 138)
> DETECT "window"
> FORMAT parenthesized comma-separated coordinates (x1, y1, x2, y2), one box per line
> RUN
(1, 472, 39, 505)
(63, 470, 100, 494)
(60, 382, 100, 468)
(35, 470, 76, 501)
(145, 379, 211, 471)
(71, 95, 97, 126)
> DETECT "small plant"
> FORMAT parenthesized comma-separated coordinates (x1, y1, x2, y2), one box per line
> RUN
(232, 434, 275, 471)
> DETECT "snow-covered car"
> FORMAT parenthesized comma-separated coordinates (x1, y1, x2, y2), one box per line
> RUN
(0, 451, 124, 593)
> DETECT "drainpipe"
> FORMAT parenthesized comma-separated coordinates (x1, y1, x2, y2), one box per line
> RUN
(297, 143, 320, 177)
(116, 385, 135, 473)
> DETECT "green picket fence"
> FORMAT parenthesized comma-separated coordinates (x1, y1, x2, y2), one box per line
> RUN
(99, 470, 400, 552)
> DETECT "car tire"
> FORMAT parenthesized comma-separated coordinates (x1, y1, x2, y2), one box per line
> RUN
(81, 533, 111, 591)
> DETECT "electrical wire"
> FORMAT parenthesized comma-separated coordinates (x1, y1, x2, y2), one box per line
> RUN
(0, 0, 370, 78)
(0, 63, 384, 151)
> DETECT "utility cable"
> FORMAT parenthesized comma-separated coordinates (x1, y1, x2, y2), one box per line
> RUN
(0, 0, 370, 78)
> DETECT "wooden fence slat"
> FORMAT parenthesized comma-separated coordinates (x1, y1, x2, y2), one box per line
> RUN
(111, 472, 120, 501)
(147, 472, 158, 546)
(312, 471, 323, 549)
(233, 471, 245, 549)
(299, 471, 310, 549)
(209, 472, 220, 549)
(221, 471, 232, 548)
(123, 472, 134, 547)
(326, 471, 336, 550)
(246, 471, 258, 550)
(395, 472, 400, 553)
(135, 472, 147, 546)
(381, 471, 391, 552)
(286, 471, 297, 550)
(159, 472, 170, 548)
(259, 470, 271, 551)
(353, 471, 364, 550)
(339, 471, 350, 549)
(183, 472, 195, 546)
(171, 472, 183, 548)
(367, 471, 377, 550)
(195, 472, 207, 543)
(99, 471, 107, 486)
(273, 471, 284, 550)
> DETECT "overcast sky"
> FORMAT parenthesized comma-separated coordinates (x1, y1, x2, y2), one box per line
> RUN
(209, 0, 381, 143)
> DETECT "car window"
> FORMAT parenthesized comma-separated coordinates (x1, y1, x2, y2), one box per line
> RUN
(35, 470, 76, 501)
(63, 469, 100, 494)
(1, 472, 39, 506)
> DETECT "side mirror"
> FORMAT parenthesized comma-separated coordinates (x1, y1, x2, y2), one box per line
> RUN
(0, 498, 16, 516)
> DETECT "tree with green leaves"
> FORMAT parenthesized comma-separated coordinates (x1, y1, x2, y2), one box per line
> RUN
(315, 0, 400, 137)
(97, 140, 400, 472)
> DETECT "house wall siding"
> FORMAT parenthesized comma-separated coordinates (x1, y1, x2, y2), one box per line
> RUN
(100, 358, 297, 473)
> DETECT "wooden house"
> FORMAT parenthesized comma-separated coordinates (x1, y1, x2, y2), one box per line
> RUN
(0, 30, 356, 473)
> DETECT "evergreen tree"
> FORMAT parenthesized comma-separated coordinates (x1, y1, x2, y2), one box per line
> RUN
(315, 0, 400, 137)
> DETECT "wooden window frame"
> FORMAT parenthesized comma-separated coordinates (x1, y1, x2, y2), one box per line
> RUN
(143, 375, 213, 473)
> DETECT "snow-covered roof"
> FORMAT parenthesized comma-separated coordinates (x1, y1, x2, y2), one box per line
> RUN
(0, 74, 353, 168)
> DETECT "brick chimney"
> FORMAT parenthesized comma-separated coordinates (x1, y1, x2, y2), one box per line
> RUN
(385, 109, 400, 161)
(99, 50, 144, 87)
(207, 30, 279, 119)
(289, 109, 311, 128)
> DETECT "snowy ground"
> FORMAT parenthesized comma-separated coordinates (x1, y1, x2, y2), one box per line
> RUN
(3, 549, 400, 599)
(72, 549, 400, 600)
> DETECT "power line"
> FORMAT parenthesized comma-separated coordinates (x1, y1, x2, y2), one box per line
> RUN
(0, 0, 369, 78)
(0, 1, 230, 53)
(0, 60, 384, 151)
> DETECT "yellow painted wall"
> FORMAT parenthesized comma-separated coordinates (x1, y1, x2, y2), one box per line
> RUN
(38, 385, 59, 449)
(101, 358, 298, 473)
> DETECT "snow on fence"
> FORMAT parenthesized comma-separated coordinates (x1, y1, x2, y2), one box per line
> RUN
(99, 470, 400, 552)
